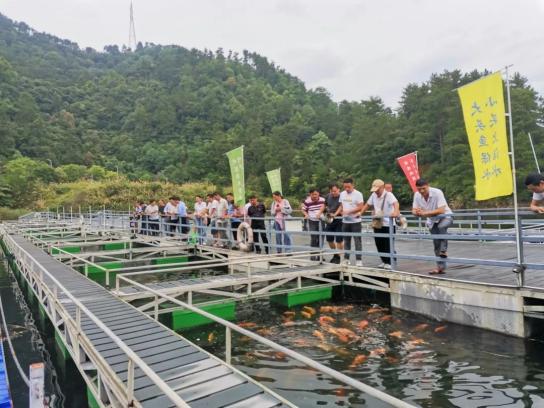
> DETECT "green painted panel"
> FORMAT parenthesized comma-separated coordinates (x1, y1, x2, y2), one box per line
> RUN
(102, 242, 126, 251)
(87, 385, 100, 408)
(172, 301, 235, 330)
(82, 262, 123, 286)
(271, 287, 332, 308)
(55, 330, 70, 360)
(51, 246, 81, 255)
(152, 256, 189, 265)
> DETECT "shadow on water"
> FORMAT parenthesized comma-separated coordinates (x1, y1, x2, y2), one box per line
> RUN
(181, 295, 544, 408)
(0, 259, 87, 407)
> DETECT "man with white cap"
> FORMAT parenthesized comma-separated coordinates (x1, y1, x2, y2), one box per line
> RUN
(361, 179, 400, 270)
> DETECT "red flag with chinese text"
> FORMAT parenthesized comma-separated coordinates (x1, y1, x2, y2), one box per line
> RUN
(397, 152, 420, 192)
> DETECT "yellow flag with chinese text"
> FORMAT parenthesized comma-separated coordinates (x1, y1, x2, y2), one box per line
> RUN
(458, 72, 513, 200)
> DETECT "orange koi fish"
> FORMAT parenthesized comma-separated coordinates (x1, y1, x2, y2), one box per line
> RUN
(301, 311, 312, 319)
(388, 331, 403, 339)
(349, 354, 368, 368)
(319, 315, 336, 325)
(208, 332, 215, 343)
(378, 315, 393, 322)
(358, 320, 369, 330)
(414, 323, 429, 332)
(313, 330, 325, 341)
(434, 325, 447, 333)
(283, 311, 296, 318)
(238, 322, 257, 328)
(370, 347, 386, 357)
(303, 306, 316, 315)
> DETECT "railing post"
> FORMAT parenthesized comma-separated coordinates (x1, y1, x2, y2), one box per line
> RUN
(154, 295, 159, 320)
(389, 217, 397, 270)
(126, 359, 135, 405)
(225, 326, 232, 364)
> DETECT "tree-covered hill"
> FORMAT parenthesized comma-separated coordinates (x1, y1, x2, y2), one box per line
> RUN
(0, 12, 543, 209)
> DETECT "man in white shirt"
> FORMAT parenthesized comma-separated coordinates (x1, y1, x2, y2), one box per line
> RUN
(525, 173, 544, 213)
(145, 199, 160, 236)
(334, 178, 365, 266)
(412, 178, 453, 274)
(361, 179, 400, 270)
(163, 197, 179, 236)
(213, 192, 229, 247)
(194, 195, 207, 244)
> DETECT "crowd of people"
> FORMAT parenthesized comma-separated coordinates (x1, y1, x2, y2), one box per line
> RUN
(130, 177, 453, 275)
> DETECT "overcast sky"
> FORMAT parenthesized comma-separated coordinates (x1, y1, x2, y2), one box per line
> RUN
(2, 0, 544, 106)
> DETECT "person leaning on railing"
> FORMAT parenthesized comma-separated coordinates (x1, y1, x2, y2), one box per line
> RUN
(270, 191, 293, 253)
(412, 178, 453, 275)
(525, 173, 544, 214)
(247, 195, 269, 254)
(302, 188, 326, 261)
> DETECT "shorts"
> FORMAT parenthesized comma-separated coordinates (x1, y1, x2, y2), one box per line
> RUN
(325, 218, 343, 243)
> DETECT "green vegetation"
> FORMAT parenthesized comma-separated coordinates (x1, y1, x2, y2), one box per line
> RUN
(0, 13, 543, 209)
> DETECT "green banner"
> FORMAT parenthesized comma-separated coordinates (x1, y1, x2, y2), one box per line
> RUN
(266, 168, 282, 195)
(226, 146, 245, 206)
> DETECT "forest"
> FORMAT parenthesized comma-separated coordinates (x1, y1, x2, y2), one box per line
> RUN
(0, 12, 543, 213)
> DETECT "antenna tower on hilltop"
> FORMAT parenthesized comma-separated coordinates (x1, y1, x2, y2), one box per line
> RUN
(128, 1, 137, 50)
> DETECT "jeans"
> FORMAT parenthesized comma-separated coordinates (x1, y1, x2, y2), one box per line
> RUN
(308, 220, 322, 249)
(252, 223, 269, 254)
(195, 217, 205, 244)
(148, 219, 160, 236)
(274, 221, 291, 253)
(373, 225, 395, 264)
(342, 222, 362, 261)
(430, 217, 453, 270)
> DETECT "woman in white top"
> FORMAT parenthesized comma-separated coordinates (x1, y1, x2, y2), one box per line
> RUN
(145, 200, 160, 236)
(361, 179, 399, 270)
(193, 195, 207, 244)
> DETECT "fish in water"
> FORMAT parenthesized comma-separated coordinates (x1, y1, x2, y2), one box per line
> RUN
(334, 347, 351, 357)
(320, 306, 335, 313)
(301, 311, 313, 319)
(293, 338, 311, 347)
(317, 342, 335, 352)
(334, 388, 347, 397)
(435, 325, 447, 333)
(358, 320, 369, 330)
(303, 306, 316, 315)
(378, 315, 393, 322)
(367, 307, 384, 314)
(388, 331, 403, 339)
(319, 315, 336, 325)
(370, 347, 386, 357)
(313, 330, 325, 341)
(386, 356, 400, 364)
(238, 322, 257, 328)
(283, 311, 296, 318)
(283, 320, 295, 327)
(408, 338, 426, 346)
(349, 354, 368, 368)
(256, 328, 272, 336)
(413, 323, 429, 332)
(208, 332, 215, 343)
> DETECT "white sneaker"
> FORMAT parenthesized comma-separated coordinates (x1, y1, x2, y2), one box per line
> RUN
(342, 259, 350, 266)
(383, 264, 392, 270)
(377, 263, 385, 268)
(356, 260, 363, 267)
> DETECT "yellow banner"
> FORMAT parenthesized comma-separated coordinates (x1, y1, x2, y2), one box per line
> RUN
(458, 72, 513, 200)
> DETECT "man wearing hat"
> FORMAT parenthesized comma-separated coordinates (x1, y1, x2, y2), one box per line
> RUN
(361, 179, 399, 270)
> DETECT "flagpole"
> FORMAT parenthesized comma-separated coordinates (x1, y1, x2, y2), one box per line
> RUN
(528, 132, 541, 173)
(505, 66, 525, 287)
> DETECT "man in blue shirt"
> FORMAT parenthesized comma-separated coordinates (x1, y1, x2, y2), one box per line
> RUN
(175, 196, 189, 235)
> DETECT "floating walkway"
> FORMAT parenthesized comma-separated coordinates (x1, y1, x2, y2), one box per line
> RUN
(1, 233, 291, 407)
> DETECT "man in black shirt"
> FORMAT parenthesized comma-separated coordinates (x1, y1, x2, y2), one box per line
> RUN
(325, 184, 343, 263)
(247, 195, 269, 254)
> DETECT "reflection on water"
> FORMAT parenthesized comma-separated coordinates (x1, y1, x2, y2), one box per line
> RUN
(183, 299, 544, 408)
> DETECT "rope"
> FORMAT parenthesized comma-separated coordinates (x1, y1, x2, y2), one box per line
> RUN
(0, 294, 30, 387)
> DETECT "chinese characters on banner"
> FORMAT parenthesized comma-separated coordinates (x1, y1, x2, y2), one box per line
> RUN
(266, 168, 282, 195)
(397, 152, 420, 192)
(226, 146, 246, 206)
(458, 72, 513, 200)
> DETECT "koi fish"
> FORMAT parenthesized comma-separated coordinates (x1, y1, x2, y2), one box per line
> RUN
(414, 323, 429, 332)
(334, 388, 347, 397)
(349, 354, 368, 368)
(408, 338, 426, 346)
(320, 306, 334, 313)
(283, 311, 296, 318)
(319, 315, 336, 325)
(388, 330, 403, 339)
(358, 320, 369, 330)
(256, 328, 272, 336)
(303, 306, 316, 315)
(334, 347, 351, 357)
(317, 342, 334, 352)
(370, 347, 386, 357)
(293, 338, 311, 347)
(313, 330, 325, 341)
(301, 311, 312, 319)
(274, 352, 287, 360)
(386, 356, 399, 364)
(435, 325, 447, 333)
(378, 315, 393, 322)
(283, 320, 295, 327)
(238, 322, 257, 328)
(367, 307, 384, 314)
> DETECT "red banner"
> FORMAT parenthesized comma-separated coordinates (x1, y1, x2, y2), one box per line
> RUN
(397, 152, 420, 192)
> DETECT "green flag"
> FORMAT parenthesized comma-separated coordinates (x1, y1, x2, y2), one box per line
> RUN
(226, 146, 245, 206)
(266, 168, 282, 195)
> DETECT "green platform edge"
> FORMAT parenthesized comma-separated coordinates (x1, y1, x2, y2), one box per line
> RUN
(152, 256, 189, 265)
(171, 301, 235, 330)
(51, 246, 81, 255)
(271, 286, 332, 307)
(81, 262, 123, 286)
(102, 242, 126, 250)
(87, 386, 100, 408)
